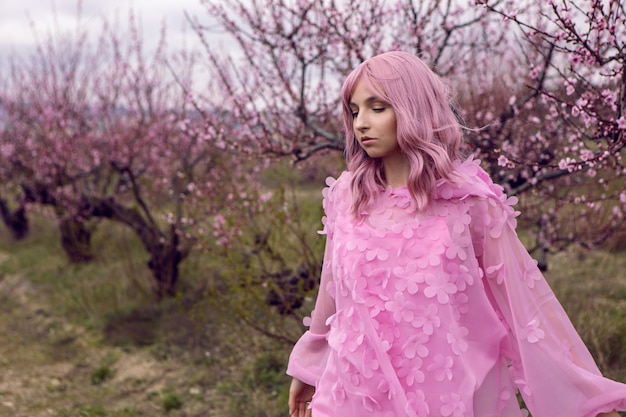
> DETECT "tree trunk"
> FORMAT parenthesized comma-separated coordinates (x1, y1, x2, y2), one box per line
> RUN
(148, 240, 184, 300)
(0, 198, 29, 240)
(58, 218, 94, 263)
(90, 196, 186, 300)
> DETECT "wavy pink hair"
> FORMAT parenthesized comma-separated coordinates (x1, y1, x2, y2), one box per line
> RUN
(341, 51, 463, 218)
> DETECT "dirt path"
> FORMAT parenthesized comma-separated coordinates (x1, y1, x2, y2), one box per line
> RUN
(0, 252, 212, 417)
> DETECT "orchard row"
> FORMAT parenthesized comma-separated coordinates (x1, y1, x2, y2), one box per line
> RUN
(1, 0, 624, 301)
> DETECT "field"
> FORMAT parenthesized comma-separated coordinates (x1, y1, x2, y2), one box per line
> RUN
(1, 202, 626, 416)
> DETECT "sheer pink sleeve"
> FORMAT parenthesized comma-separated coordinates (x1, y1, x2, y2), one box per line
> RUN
(474, 196, 626, 417)
(286, 177, 338, 386)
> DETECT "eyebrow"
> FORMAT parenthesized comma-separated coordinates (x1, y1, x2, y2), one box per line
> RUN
(349, 96, 382, 107)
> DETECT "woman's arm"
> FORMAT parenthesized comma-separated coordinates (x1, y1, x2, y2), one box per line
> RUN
(286, 175, 340, 385)
(472, 194, 626, 416)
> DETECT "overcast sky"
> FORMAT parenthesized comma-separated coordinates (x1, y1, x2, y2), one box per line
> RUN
(0, 0, 219, 66)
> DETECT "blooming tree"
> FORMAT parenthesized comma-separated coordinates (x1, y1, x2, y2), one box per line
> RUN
(471, 0, 626, 264)
(0, 10, 263, 298)
(192, 0, 626, 271)
(189, 0, 495, 160)
(0, 18, 104, 260)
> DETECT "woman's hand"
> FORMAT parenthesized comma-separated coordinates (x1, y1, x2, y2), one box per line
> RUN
(288, 378, 315, 417)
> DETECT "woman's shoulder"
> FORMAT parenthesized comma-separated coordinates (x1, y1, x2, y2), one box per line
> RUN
(323, 171, 352, 197)
(333, 170, 353, 188)
(435, 157, 509, 202)
(434, 157, 520, 220)
(321, 171, 352, 213)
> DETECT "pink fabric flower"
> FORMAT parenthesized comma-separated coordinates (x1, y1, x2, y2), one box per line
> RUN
(393, 262, 423, 294)
(402, 332, 430, 359)
(522, 258, 541, 288)
(385, 291, 416, 323)
(411, 303, 441, 334)
(406, 390, 430, 417)
(424, 273, 457, 304)
(394, 355, 425, 387)
(521, 318, 545, 343)
(441, 393, 466, 417)
(447, 323, 469, 355)
(427, 354, 454, 381)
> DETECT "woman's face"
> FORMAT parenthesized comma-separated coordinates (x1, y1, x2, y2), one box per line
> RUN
(349, 80, 400, 160)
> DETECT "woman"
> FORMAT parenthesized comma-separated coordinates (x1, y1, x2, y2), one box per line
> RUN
(287, 51, 626, 417)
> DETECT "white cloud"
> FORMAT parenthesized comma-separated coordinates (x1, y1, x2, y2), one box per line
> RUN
(0, 0, 212, 61)
(0, 0, 242, 93)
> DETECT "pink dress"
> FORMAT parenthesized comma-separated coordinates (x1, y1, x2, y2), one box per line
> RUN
(287, 158, 626, 417)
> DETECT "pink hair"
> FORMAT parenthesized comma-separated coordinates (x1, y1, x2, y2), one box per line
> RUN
(341, 51, 463, 218)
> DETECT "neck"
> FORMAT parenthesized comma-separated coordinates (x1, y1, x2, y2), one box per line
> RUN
(382, 154, 410, 187)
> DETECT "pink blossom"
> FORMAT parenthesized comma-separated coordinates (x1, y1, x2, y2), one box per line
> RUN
(558, 158, 575, 172)
(0, 143, 15, 158)
(602, 89, 617, 106)
(579, 149, 593, 161)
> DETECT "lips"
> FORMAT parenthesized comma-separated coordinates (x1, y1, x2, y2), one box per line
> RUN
(361, 136, 376, 145)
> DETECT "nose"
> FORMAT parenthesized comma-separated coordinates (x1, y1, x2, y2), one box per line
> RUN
(353, 112, 369, 132)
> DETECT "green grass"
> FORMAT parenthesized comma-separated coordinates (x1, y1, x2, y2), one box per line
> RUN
(0, 214, 154, 328)
(545, 248, 626, 380)
(90, 352, 118, 385)
(150, 387, 183, 412)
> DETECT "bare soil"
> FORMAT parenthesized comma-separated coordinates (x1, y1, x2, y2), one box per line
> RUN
(0, 251, 218, 417)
